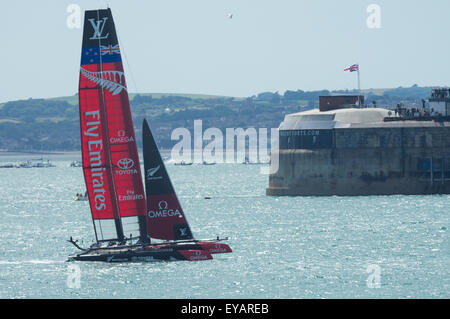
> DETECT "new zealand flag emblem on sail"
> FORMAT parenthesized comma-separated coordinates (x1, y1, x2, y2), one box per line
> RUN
(81, 46, 122, 65)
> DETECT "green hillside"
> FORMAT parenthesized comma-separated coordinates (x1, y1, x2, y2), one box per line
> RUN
(0, 85, 439, 152)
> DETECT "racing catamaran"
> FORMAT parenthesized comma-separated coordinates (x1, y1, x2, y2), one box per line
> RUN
(69, 8, 231, 262)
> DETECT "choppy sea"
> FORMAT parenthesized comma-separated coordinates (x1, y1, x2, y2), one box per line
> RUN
(0, 154, 448, 298)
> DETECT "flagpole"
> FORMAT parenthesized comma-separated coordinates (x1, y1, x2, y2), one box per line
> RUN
(357, 64, 361, 107)
(344, 64, 362, 107)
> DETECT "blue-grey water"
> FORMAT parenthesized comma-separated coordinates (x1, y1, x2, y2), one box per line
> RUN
(0, 154, 448, 298)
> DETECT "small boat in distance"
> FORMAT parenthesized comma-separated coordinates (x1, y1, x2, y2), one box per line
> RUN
(201, 161, 216, 165)
(242, 156, 268, 165)
(69, 8, 231, 262)
(15, 158, 55, 168)
(0, 163, 14, 168)
(75, 191, 88, 201)
(16, 161, 32, 168)
(174, 161, 193, 166)
(32, 159, 55, 168)
(70, 161, 82, 167)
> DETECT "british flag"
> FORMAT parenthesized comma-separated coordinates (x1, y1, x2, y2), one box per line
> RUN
(100, 44, 120, 55)
(344, 64, 359, 72)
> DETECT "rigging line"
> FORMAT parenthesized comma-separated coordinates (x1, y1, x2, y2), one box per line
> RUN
(96, 8, 124, 240)
(114, 15, 139, 94)
(113, 10, 147, 239)
(113, 11, 148, 236)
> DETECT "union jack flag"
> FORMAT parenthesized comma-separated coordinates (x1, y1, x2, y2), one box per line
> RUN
(100, 44, 120, 55)
(344, 64, 359, 72)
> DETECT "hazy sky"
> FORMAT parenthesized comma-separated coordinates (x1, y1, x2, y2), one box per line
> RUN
(1, 0, 450, 102)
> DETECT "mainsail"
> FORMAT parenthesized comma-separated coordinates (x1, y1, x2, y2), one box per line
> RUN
(78, 9, 146, 243)
(143, 119, 194, 241)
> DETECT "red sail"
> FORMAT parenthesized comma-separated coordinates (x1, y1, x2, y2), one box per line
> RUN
(79, 9, 146, 242)
(79, 72, 120, 241)
(103, 61, 147, 239)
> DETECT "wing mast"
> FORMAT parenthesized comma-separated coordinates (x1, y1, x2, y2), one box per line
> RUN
(78, 9, 147, 243)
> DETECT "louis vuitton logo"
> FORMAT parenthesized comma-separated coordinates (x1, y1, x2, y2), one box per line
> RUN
(89, 17, 109, 40)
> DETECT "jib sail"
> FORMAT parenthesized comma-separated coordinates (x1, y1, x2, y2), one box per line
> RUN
(79, 9, 146, 243)
(143, 119, 194, 241)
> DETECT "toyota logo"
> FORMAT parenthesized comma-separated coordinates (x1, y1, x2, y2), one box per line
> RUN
(117, 158, 134, 169)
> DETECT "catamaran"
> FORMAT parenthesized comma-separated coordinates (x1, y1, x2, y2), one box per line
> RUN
(69, 8, 231, 262)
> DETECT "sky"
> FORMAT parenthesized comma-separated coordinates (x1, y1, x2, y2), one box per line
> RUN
(1, 0, 450, 102)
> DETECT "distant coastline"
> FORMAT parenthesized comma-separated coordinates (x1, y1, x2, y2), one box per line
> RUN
(0, 149, 172, 157)
(0, 150, 80, 156)
(0, 85, 442, 152)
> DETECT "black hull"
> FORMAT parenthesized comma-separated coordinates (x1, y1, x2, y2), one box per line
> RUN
(68, 239, 231, 262)
(70, 249, 202, 262)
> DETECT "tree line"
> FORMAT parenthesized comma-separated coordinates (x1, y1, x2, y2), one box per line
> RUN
(0, 85, 437, 151)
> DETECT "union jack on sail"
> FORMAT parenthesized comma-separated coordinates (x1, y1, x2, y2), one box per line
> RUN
(344, 64, 359, 72)
(100, 44, 120, 55)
